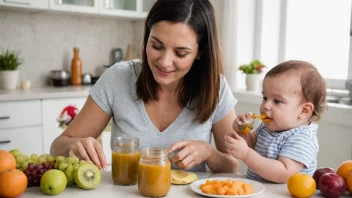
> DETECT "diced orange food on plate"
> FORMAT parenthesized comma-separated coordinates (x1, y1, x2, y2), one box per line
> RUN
(199, 179, 255, 196)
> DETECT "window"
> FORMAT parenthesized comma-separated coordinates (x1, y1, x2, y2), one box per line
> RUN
(259, 0, 352, 89)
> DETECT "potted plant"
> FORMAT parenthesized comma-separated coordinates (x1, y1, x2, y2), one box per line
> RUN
(238, 60, 265, 91)
(0, 49, 22, 90)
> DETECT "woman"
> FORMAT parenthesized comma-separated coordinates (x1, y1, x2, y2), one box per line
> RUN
(51, 0, 238, 173)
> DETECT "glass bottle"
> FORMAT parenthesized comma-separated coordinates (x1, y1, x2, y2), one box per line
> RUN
(112, 135, 140, 185)
(71, 47, 82, 86)
(138, 147, 171, 197)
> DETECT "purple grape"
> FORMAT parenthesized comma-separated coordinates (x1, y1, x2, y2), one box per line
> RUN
(28, 163, 35, 171)
(36, 164, 43, 170)
(38, 169, 44, 174)
(42, 162, 49, 169)
(31, 172, 36, 178)
(28, 176, 34, 183)
(33, 179, 39, 185)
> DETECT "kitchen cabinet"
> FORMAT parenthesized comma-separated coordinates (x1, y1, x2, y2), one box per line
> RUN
(0, 127, 43, 155)
(41, 97, 87, 154)
(99, 0, 156, 19)
(49, 0, 99, 14)
(0, 0, 48, 10)
(0, 100, 43, 155)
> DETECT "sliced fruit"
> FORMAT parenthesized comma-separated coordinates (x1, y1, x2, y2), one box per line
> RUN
(74, 163, 101, 190)
(171, 170, 198, 184)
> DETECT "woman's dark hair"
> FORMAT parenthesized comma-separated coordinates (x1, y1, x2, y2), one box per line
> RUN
(136, 0, 223, 123)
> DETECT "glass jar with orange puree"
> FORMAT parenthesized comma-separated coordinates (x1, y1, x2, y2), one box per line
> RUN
(138, 147, 171, 197)
(112, 136, 140, 185)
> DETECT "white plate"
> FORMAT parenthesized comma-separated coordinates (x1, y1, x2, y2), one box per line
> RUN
(190, 177, 265, 197)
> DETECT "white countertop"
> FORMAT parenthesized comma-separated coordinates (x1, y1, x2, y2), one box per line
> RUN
(0, 86, 92, 101)
(21, 171, 351, 198)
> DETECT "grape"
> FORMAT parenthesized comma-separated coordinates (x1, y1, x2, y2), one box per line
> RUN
(15, 155, 28, 163)
(73, 156, 79, 164)
(59, 162, 68, 171)
(42, 162, 49, 169)
(54, 162, 60, 169)
(38, 156, 47, 163)
(47, 155, 55, 163)
(16, 163, 21, 169)
(30, 154, 38, 160)
(20, 162, 29, 171)
(65, 157, 75, 165)
(56, 156, 65, 163)
(65, 164, 75, 185)
(28, 163, 35, 171)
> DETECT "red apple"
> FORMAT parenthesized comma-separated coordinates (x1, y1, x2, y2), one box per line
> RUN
(319, 173, 346, 198)
(313, 167, 335, 189)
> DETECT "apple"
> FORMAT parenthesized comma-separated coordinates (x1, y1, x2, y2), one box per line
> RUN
(319, 173, 346, 198)
(313, 167, 335, 189)
(40, 169, 67, 195)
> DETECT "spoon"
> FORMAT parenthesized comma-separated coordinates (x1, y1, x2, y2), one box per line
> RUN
(252, 113, 272, 123)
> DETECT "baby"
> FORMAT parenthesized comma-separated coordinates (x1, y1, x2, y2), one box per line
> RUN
(225, 60, 327, 183)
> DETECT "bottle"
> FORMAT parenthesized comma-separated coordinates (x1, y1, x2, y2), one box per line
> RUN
(138, 147, 171, 197)
(71, 47, 82, 86)
(112, 135, 140, 185)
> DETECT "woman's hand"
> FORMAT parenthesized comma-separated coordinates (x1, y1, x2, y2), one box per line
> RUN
(68, 137, 107, 170)
(168, 140, 211, 170)
(224, 132, 250, 161)
(232, 112, 252, 132)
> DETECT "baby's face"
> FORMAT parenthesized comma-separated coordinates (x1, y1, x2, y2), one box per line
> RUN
(260, 74, 304, 132)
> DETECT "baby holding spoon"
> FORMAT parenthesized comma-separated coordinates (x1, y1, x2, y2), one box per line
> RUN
(225, 60, 327, 183)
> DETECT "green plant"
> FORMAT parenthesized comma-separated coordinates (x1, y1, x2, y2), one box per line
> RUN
(0, 49, 22, 71)
(238, 60, 265, 74)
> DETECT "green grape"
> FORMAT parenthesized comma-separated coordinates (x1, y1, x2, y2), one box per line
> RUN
(64, 157, 75, 165)
(65, 165, 75, 186)
(38, 156, 47, 163)
(16, 163, 21, 169)
(42, 154, 50, 158)
(20, 161, 29, 171)
(15, 155, 28, 163)
(30, 154, 38, 160)
(54, 162, 60, 169)
(59, 162, 69, 171)
(56, 156, 65, 163)
(73, 163, 80, 169)
(47, 155, 55, 163)
(27, 158, 34, 163)
(72, 156, 79, 165)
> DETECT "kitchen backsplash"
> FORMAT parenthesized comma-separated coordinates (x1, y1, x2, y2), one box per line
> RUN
(0, 10, 143, 88)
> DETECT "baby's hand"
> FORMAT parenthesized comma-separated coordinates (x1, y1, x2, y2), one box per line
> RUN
(232, 112, 253, 134)
(224, 132, 250, 161)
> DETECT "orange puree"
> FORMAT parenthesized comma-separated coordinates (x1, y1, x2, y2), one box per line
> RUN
(112, 151, 140, 185)
(138, 161, 171, 197)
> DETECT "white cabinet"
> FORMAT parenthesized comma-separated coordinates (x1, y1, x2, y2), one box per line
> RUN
(0, 100, 43, 155)
(0, 127, 43, 155)
(0, 0, 48, 10)
(49, 0, 99, 14)
(41, 97, 87, 154)
(99, 0, 156, 19)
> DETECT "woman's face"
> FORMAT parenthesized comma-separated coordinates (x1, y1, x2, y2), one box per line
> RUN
(146, 21, 199, 89)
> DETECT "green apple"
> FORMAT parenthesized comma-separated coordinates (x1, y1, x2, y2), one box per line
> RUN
(40, 169, 67, 195)
(9, 149, 22, 157)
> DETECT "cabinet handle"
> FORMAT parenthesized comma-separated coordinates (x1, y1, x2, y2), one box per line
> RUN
(0, 116, 10, 120)
(4, 0, 30, 5)
(0, 140, 11, 144)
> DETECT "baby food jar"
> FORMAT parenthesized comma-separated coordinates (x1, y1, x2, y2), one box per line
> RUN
(112, 135, 140, 185)
(138, 147, 171, 197)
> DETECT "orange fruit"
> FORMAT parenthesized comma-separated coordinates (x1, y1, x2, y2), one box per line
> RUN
(287, 173, 316, 198)
(346, 170, 352, 192)
(336, 160, 352, 181)
(0, 168, 28, 197)
(0, 150, 16, 173)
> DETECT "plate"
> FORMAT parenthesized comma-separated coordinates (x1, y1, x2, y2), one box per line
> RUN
(190, 177, 265, 197)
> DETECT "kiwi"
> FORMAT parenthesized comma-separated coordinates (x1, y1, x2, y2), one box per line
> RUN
(74, 163, 102, 190)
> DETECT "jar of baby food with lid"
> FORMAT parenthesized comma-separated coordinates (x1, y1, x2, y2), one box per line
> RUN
(138, 147, 171, 197)
(112, 135, 140, 185)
